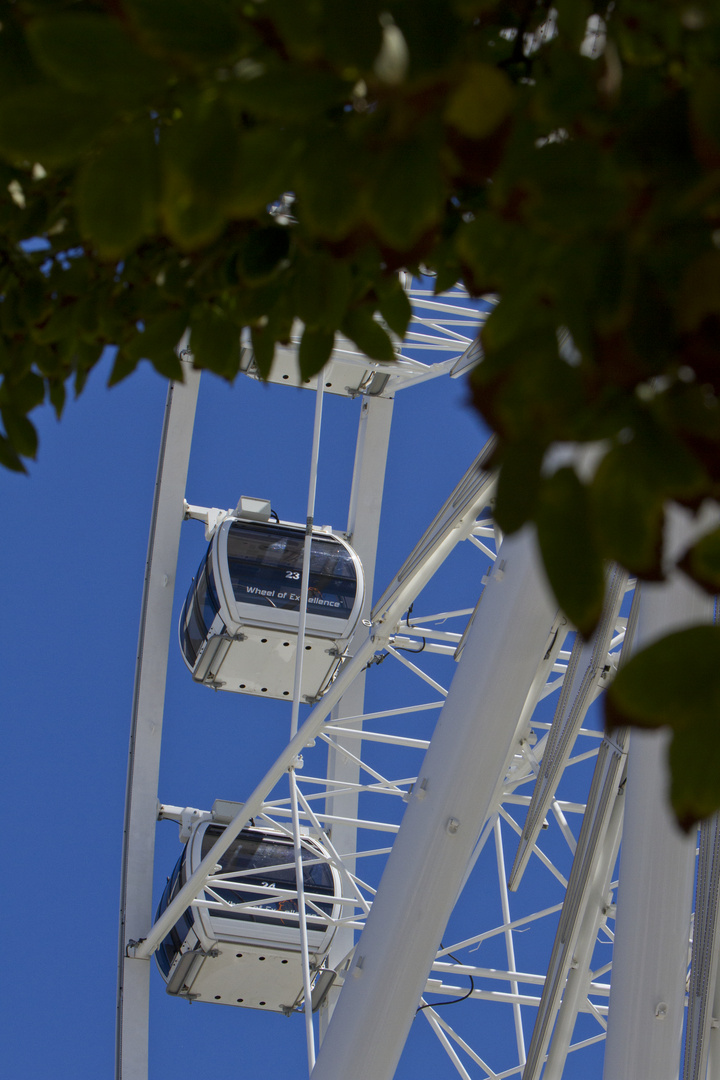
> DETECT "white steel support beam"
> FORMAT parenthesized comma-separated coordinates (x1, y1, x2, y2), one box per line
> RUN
(602, 556, 714, 1080)
(541, 744, 626, 1079)
(311, 527, 558, 1080)
(509, 566, 628, 891)
(116, 360, 200, 1080)
(684, 813, 720, 1080)
(321, 395, 395, 1031)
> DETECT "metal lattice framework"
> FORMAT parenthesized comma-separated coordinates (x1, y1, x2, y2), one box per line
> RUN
(117, 280, 720, 1080)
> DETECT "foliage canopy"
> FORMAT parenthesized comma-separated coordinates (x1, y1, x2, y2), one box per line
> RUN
(2, 0, 720, 824)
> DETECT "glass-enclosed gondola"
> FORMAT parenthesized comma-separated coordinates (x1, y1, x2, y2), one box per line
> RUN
(155, 821, 341, 1012)
(179, 505, 365, 700)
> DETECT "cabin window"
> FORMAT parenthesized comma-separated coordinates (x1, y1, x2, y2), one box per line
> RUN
(226, 522, 356, 616)
(180, 551, 221, 666)
(200, 825, 334, 927)
(155, 849, 195, 978)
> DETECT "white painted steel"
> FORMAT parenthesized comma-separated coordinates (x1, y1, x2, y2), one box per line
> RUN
(684, 814, 720, 1080)
(311, 528, 558, 1080)
(119, 284, 720, 1080)
(135, 443, 498, 961)
(509, 566, 629, 891)
(116, 358, 200, 1080)
(602, 567, 714, 1080)
(321, 395, 395, 1033)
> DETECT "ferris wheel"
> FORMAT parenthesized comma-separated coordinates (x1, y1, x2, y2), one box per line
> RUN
(116, 280, 719, 1080)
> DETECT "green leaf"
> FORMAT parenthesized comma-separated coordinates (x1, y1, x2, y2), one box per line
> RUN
(590, 426, 708, 578)
(0, 85, 111, 165)
(535, 466, 605, 636)
(0, 15, 45, 100)
(0, 431, 26, 472)
(238, 226, 291, 283)
(291, 251, 352, 331)
(73, 342, 104, 395)
(4, 371, 45, 414)
(226, 128, 294, 219)
(299, 326, 335, 380)
(590, 445, 664, 578)
(228, 69, 349, 120)
(494, 439, 544, 534)
(679, 528, 720, 595)
(108, 348, 141, 387)
(677, 252, 720, 331)
(554, 0, 593, 47)
(1, 406, 38, 458)
(444, 63, 515, 139)
(27, 14, 167, 103)
(376, 276, 412, 338)
(341, 307, 395, 362)
(31, 303, 77, 346)
(319, 3, 384, 69)
(159, 100, 241, 249)
(250, 323, 276, 379)
(366, 136, 445, 250)
(295, 130, 365, 240)
(190, 309, 240, 379)
(48, 379, 66, 419)
(126, 308, 188, 367)
(605, 627, 720, 829)
(76, 124, 159, 258)
(125, 0, 242, 61)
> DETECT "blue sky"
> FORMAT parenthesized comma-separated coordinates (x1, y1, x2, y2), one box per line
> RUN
(1, 333, 608, 1079)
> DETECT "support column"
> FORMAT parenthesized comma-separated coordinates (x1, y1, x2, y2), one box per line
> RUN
(311, 527, 557, 1080)
(116, 363, 200, 1080)
(603, 551, 713, 1080)
(321, 395, 394, 1032)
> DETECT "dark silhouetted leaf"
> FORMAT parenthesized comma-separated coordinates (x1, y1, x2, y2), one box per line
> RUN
(48, 379, 66, 419)
(0, 15, 44, 99)
(0, 431, 26, 472)
(239, 226, 291, 282)
(250, 324, 276, 379)
(226, 129, 294, 219)
(535, 466, 604, 636)
(159, 99, 240, 248)
(444, 64, 514, 139)
(0, 85, 111, 165)
(1, 406, 38, 458)
(376, 276, 411, 338)
(126, 309, 188, 381)
(191, 309, 240, 379)
(108, 348, 141, 387)
(292, 252, 352, 331)
(606, 626, 720, 829)
(591, 425, 708, 578)
(341, 307, 395, 362)
(229, 69, 349, 120)
(295, 131, 364, 240)
(366, 136, 445, 250)
(299, 326, 335, 379)
(679, 528, 720, 595)
(76, 124, 158, 258)
(494, 439, 544, 534)
(27, 14, 166, 103)
(126, 0, 241, 61)
(5, 372, 45, 414)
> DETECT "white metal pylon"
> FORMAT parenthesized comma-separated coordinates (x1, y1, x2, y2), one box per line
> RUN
(117, 281, 718, 1080)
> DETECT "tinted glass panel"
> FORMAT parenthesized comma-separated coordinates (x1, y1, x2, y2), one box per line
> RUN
(180, 550, 221, 667)
(155, 849, 195, 978)
(200, 824, 334, 927)
(226, 522, 356, 617)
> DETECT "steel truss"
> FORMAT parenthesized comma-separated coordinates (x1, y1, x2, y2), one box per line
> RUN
(118, 281, 719, 1080)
